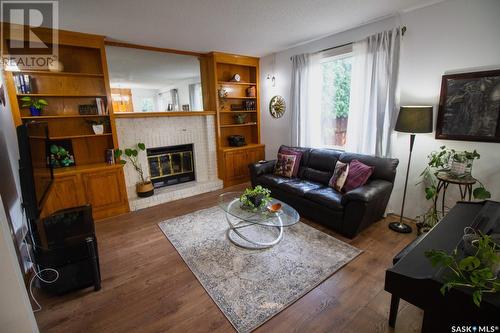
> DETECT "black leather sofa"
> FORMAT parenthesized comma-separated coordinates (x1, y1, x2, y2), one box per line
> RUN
(249, 145, 399, 238)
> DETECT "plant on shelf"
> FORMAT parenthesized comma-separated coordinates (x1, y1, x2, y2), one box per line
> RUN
(416, 146, 491, 233)
(425, 232, 500, 307)
(114, 143, 154, 198)
(85, 118, 109, 135)
(49, 144, 75, 168)
(20, 96, 48, 116)
(240, 185, 271, 211)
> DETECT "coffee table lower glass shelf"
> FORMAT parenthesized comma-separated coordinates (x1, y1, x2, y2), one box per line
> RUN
(218, 192, 300, 249)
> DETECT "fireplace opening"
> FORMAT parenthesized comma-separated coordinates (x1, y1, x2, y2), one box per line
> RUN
(147, 144, 195, 188)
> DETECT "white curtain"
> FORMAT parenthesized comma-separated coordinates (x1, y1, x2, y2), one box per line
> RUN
(290, 53, 322, 147)
(346, 28, 401, 157)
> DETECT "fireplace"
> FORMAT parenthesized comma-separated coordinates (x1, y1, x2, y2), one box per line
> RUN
(147, 144, 195, 188)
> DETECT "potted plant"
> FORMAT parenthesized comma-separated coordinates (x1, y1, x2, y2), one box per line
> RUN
(450, 149, 480, 176)
(20, 96, 48, 116)
(239, 185, 271, 211)
(86, 118, 109, 135)
(416, 146, 491, 234)
(234, 113, 247, 124)
(114, 143, 154, 198)
(49, 143, 75, 168)
(425, 232, 500, 307)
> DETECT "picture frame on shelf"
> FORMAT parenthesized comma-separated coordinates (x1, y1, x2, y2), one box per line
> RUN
(436, 69, 500, 143)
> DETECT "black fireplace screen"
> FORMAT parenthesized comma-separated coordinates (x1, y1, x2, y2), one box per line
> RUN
(147, 144, 195, 188)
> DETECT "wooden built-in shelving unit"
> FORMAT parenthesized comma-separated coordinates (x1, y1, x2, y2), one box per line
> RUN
(3, 24, 129, 220)
(205, 52, 265, 186)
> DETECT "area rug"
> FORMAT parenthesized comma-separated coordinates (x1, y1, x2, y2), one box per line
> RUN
(158, 206, 361, 333)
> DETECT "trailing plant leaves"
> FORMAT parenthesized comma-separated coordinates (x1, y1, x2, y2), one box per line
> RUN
(425, 186, 437, 200)
(124, 148, 133, 157)
(114, 149, 122, 158)
(472, 290, 482, 307)
(459, 256, 480, 271)
(131, 149, 138, 157)
(137, 143, 146, 150)
(473, 187, 491, 200)
(119, 160, 126, 165)
(425, 250, 453, 267)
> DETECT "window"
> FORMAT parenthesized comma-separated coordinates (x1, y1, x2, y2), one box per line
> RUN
(318, 47, 352, 148)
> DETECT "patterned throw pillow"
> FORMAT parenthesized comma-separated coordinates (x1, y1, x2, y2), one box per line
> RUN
(274, 153, 297, 178)
(278, 147, 302, 177)
(328, 161, 349, 192)
(343, 159, 374, 192)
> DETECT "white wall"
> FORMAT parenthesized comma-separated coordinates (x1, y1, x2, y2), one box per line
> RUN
(0, 195, 39, 333)
(260, 0, 500, 219)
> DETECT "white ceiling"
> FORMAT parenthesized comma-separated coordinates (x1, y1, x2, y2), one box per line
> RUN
(57, 0, 443, 57)
(106, 45, 201, 90)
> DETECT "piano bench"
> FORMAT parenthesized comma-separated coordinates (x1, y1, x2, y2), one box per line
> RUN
(389, 233, 426, 328)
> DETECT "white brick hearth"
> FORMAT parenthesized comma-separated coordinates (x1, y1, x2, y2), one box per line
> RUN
(115, 115, 222, 211)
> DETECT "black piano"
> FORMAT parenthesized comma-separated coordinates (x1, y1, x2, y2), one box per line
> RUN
(385, 201, 500, 332)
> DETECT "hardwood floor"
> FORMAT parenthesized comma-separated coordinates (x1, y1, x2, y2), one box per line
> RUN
(34, 183, 423, 333)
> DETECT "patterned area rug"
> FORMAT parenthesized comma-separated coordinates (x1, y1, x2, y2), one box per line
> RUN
(158, 206, 361, 333)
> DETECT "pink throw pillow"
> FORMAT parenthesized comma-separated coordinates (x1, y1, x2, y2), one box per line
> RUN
(343, 160, 374, 192)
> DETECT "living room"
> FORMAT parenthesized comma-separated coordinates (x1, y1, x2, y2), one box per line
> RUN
(0, 0, 499, 332)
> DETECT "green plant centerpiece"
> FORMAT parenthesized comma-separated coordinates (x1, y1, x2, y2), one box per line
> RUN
(20, 96, 48, 116)
(239, 186, 271, 211)
(114, 143, 154, 198)
(85, 118, 109, 135)
(416, 146, 491, 233)
(425, 232, 500, 307)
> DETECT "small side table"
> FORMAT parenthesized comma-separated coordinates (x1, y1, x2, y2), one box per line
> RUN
(434, 172, 476, 213)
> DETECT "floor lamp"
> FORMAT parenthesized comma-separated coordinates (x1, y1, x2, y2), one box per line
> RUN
(389, 106, 433, 233)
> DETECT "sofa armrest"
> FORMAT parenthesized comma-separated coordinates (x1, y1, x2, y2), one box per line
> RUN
(341, 179, 393, 205)
(249, 160, 276, 177)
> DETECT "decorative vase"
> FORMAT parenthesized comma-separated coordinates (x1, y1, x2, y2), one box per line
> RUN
(30, 106, 41, 116)
(450, 159, 473, 176)
(136, 181, 154, 198)
(92, 124, 104, 135)
(234, 113, 247, 124)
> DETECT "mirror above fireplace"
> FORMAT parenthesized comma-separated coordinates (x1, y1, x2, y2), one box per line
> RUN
(105, 44, 205, 113)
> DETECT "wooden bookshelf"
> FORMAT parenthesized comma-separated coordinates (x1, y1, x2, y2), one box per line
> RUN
(206, 52, 265, 187)
(3, 25, 129, 220)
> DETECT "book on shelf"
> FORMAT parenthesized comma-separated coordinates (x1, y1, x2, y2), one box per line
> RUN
(95, 97, 108, 115)
(14, 74, 32, 94)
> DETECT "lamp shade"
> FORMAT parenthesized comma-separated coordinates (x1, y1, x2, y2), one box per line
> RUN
(394, 106, 433, 133)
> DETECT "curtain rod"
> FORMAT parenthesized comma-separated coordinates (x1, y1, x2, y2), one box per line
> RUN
(289, 25, 406, 61)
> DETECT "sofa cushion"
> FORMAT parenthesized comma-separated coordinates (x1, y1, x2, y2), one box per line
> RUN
(302, 148, 343, 185)
(304, 187, 344, 211)
(274, 153, 297, 178)
(277, 179, 323, 196)
(328, 161, 349, 192)
(343, 159, 374, 192)
(257, 174, 292, 188)
(278, 147, 303, 177)
(339, 152, 398, 183)
(278, 145, 311, 178)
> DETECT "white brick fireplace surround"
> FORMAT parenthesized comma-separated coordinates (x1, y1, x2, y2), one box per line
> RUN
(115, 114, 223, 211)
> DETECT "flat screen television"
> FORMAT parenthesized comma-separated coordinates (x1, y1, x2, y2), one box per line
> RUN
(17, 122, 54, 220)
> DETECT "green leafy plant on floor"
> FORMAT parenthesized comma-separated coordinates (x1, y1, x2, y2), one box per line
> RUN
(425, 233, 500, 307)
(114, 143, 148, 184)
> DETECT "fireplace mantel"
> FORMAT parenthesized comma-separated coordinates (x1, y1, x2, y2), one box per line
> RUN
(115, 114, 222, 211)
(114, 111, 216, 118)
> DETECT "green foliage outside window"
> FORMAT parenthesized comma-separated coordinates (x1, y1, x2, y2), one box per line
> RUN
(321, 57, 352, 119)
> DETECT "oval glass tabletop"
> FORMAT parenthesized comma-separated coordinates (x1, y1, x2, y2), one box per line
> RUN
(218, 191, 300, 227)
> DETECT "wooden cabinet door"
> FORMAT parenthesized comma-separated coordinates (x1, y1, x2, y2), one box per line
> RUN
(81, 167, 129, 220)
(224, 151, 248, 182)
(40, 174, 86, 218)
(246, 147, 265, 165)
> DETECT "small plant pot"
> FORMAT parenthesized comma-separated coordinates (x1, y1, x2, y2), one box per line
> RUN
(450, 159, 473, 176)
(92, 124, 104, 135)
(30, 106, 42, 116)
(247, 194, 264, 208)
(136, 181, 154, 198)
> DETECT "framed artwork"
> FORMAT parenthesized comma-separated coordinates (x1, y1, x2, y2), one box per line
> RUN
(436, 69, 500, 142)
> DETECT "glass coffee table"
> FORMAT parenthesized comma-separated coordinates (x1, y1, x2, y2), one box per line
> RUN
(218, 192, 300, 249)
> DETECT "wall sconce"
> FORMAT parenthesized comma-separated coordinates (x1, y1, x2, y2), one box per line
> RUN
(266, 74, 276, 87)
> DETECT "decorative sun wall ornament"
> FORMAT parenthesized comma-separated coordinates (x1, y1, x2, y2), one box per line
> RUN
(269, 95, 285, 118)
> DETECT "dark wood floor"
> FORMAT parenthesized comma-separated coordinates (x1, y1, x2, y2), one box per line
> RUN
(34, 183, 423, 333)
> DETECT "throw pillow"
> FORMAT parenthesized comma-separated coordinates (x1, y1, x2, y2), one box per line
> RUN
(274, 153, 297, 178)
(328, 161, 349, 192)
(278, 147, 302, 177)
(343, 159, 374, 192)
